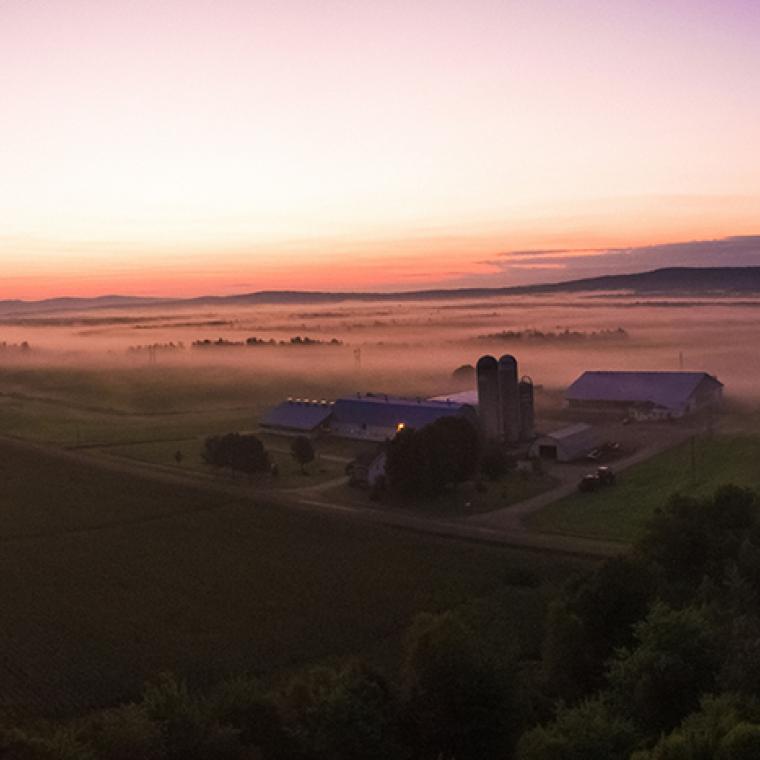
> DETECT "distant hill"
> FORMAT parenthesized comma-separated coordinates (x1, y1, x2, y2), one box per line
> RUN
(177, 267, 760, 305)
(3, 267, 760, 315)
(0, 295, 165, 317)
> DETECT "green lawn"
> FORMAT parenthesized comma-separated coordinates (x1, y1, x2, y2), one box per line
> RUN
(527, 434, 760, 542)
(0, 439, 586, 718)
(324, 471, 557, 515)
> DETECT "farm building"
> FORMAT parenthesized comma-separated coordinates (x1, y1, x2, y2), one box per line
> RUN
(347, 449, 387, 488)
(565, 371, 723, 419)
(260, 399, 334, 435)
(330, 394, 477, 442)
(529, 423, 601, 462)
(260, 393, 477, 441)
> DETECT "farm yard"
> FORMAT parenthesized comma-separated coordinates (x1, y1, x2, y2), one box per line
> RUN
(0, 438, 585, 718)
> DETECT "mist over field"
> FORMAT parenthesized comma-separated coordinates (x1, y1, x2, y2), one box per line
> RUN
(0, 292, 756, 414)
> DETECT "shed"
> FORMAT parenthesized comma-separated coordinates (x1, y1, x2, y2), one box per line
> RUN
(529, 423, 601, 462)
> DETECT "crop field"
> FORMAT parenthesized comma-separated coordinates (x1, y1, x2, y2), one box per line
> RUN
(0, 439, 587, 718)
(526, 434, 760, 542)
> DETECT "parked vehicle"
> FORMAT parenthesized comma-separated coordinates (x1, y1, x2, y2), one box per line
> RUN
(578, 473, 601, 492)
(578, 466, 616, 492)
(596, 465, 616, 485)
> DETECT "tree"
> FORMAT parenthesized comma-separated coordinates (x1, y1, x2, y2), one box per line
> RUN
(209, 676, 289, 755)
(541, 601, 593, 703)
(385, 427, 431, 496)
(717, 722, 760, 760)
(385, 416, 480, 499)
(480, 441, 513, 481)
(639, 485, 758, 590)
(451, 364, 475, 384)
(85, 704, 162, 760)
(607, 603, 720, 734)
(142, 673, 241, 760)
(291, 436, 315, 474)
(541, 556, 658, 700)
(276, 662, 404, 760)
(515, 697, 638, 760)
(400, 611, 518, 760)
(202, 433, 269, 475)
(632, 693, 760, 760)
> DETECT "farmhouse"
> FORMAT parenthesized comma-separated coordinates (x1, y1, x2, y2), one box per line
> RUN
(330, 394, 477, 442)
(529, 423, 601, 462)
(565, 371, 723, 419)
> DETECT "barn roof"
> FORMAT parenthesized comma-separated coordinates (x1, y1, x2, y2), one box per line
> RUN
(333, 394, 471, 430)
(260, 400, 334, 431)
(565, 371, 722, 411)
(428, 389, 479, 406)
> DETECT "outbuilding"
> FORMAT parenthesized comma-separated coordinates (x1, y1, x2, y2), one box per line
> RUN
(529, 423, 601, 462)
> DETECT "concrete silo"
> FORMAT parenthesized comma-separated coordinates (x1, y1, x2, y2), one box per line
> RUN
(518, 375, 535, 441)
(476, 355, 501, 440)
(498, 354, 521, 444)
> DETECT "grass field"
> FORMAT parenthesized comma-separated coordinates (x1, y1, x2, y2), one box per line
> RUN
(527, 434, 760, 542)
(104, 437, 348, 488)
(0, 394, 262, 446)
(0, 440, 587, 718)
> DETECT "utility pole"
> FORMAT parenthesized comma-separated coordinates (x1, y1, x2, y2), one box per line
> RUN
(679, 351, 684, 370)
(690, 435, 696, 485)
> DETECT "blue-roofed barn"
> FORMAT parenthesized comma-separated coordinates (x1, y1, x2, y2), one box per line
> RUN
(330, 394, 477, 441)
(260, 399, 334, 434)
(565, 371, 723, 419)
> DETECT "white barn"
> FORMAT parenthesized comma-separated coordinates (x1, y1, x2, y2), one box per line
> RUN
(529, 423, 601, 462)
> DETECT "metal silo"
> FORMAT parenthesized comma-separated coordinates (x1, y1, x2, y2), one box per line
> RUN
(476, 355, 501, 440)
(498, 354, 520, 445)
(519, 375, 535, 441)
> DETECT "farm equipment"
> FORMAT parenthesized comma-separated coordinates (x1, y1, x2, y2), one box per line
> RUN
(578, 466, 616, 493)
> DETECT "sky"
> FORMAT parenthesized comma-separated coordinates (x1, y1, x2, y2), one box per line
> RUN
(1, 0, 759, 299)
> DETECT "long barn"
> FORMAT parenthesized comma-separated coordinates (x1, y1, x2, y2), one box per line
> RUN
(330, 394, 476, 441)
(565, 371, 723, 419)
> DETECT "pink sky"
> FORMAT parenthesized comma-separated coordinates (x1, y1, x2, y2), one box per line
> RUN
(1, 0, 759, 298)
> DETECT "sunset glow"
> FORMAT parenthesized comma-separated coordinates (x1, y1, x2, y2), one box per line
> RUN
(2, 0, 759, 298)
